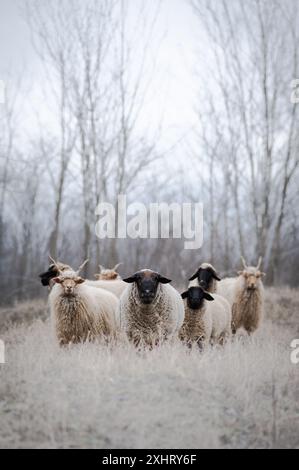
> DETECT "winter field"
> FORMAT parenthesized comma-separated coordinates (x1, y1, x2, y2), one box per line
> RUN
(0, 287, 298, 449)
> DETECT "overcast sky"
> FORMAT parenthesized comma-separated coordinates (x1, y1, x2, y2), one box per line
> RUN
(0, 0, 203, 155)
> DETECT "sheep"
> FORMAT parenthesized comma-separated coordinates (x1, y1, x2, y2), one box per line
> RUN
(86, 278, 127, 298)
(179, 286, 213, 348)
(88, 261, 127, 297)
(216, 257, 265, 335)
(49, 260, 119, 346)
(188, 263, 221, 293)
(94, 263, 122, 280)
(180, 286, 231, 347)
(118, 269, 185, 347)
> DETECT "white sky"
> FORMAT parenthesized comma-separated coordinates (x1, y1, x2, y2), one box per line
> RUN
(0, 0, 202, 154)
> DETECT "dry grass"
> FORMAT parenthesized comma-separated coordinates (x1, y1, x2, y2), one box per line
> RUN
(0, 287, 298, 449)
(264, 287, 299, 335)
(0, 299, 47, 332)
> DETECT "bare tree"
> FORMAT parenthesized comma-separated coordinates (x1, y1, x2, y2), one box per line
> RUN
(0, 74, 20, 284)
(108, 0, 161, 265)
(191, 0, 299, 282)
(25, 1, 76, 258)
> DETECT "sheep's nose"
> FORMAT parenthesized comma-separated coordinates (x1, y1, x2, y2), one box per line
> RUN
(141, 290, 151, 297)
(141, 289, 154, 300)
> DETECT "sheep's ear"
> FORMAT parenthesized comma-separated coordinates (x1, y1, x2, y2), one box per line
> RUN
(76, 277, 85, 284)
(123, 275, 138, 283)
(237, 270, 243, 276)
(158, 275, 172, 284)
(94, 274, 100, 279)
(212, 271, 221, 281)
(261, 272, 266, 277)
(181, 291, 188, 299)
(204, 292, 214, 301)
(52, 277, 62, 284)
(188, 268, 200, 281)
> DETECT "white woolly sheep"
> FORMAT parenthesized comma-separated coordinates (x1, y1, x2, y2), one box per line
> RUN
(180, 286, 231, 347)
(49, 260, 119, 346)
(188, 262, 221, 293)
(216, 257, 265, 335)
(118, 269, 185, 347)
(94, 263, 122, 280)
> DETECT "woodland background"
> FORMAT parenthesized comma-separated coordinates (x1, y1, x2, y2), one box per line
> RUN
(1, 0, 299, 304)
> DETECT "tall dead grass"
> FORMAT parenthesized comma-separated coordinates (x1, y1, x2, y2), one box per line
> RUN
(0, 288, 298, 449)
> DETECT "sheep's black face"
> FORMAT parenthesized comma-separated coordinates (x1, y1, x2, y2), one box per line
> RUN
(198, 268, 217, 290)
(189, 265, 221, 290)
(123, 269, 172, 305)
(39, 262, 72, 286)
(39, 264, 59, 286)
(181, 287, 214, 310)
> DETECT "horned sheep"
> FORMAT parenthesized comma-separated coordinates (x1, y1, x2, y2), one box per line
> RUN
(118, 269, 185, 347)
(49, 260, 119, 346)
(94, 263, 122, 280)
(216, 257, 265, 335)
(39, 257, 72, 288)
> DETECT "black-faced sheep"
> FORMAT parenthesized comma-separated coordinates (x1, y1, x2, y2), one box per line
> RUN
(188, 263, 221, 293)
(179, 286, 214, 348)
(118, 269, 185, 347)
(216, 257, 265, 335)
(180, 286, 231, 347)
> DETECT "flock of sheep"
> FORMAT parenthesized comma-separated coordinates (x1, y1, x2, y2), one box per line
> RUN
(39, 256, 265, 348)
